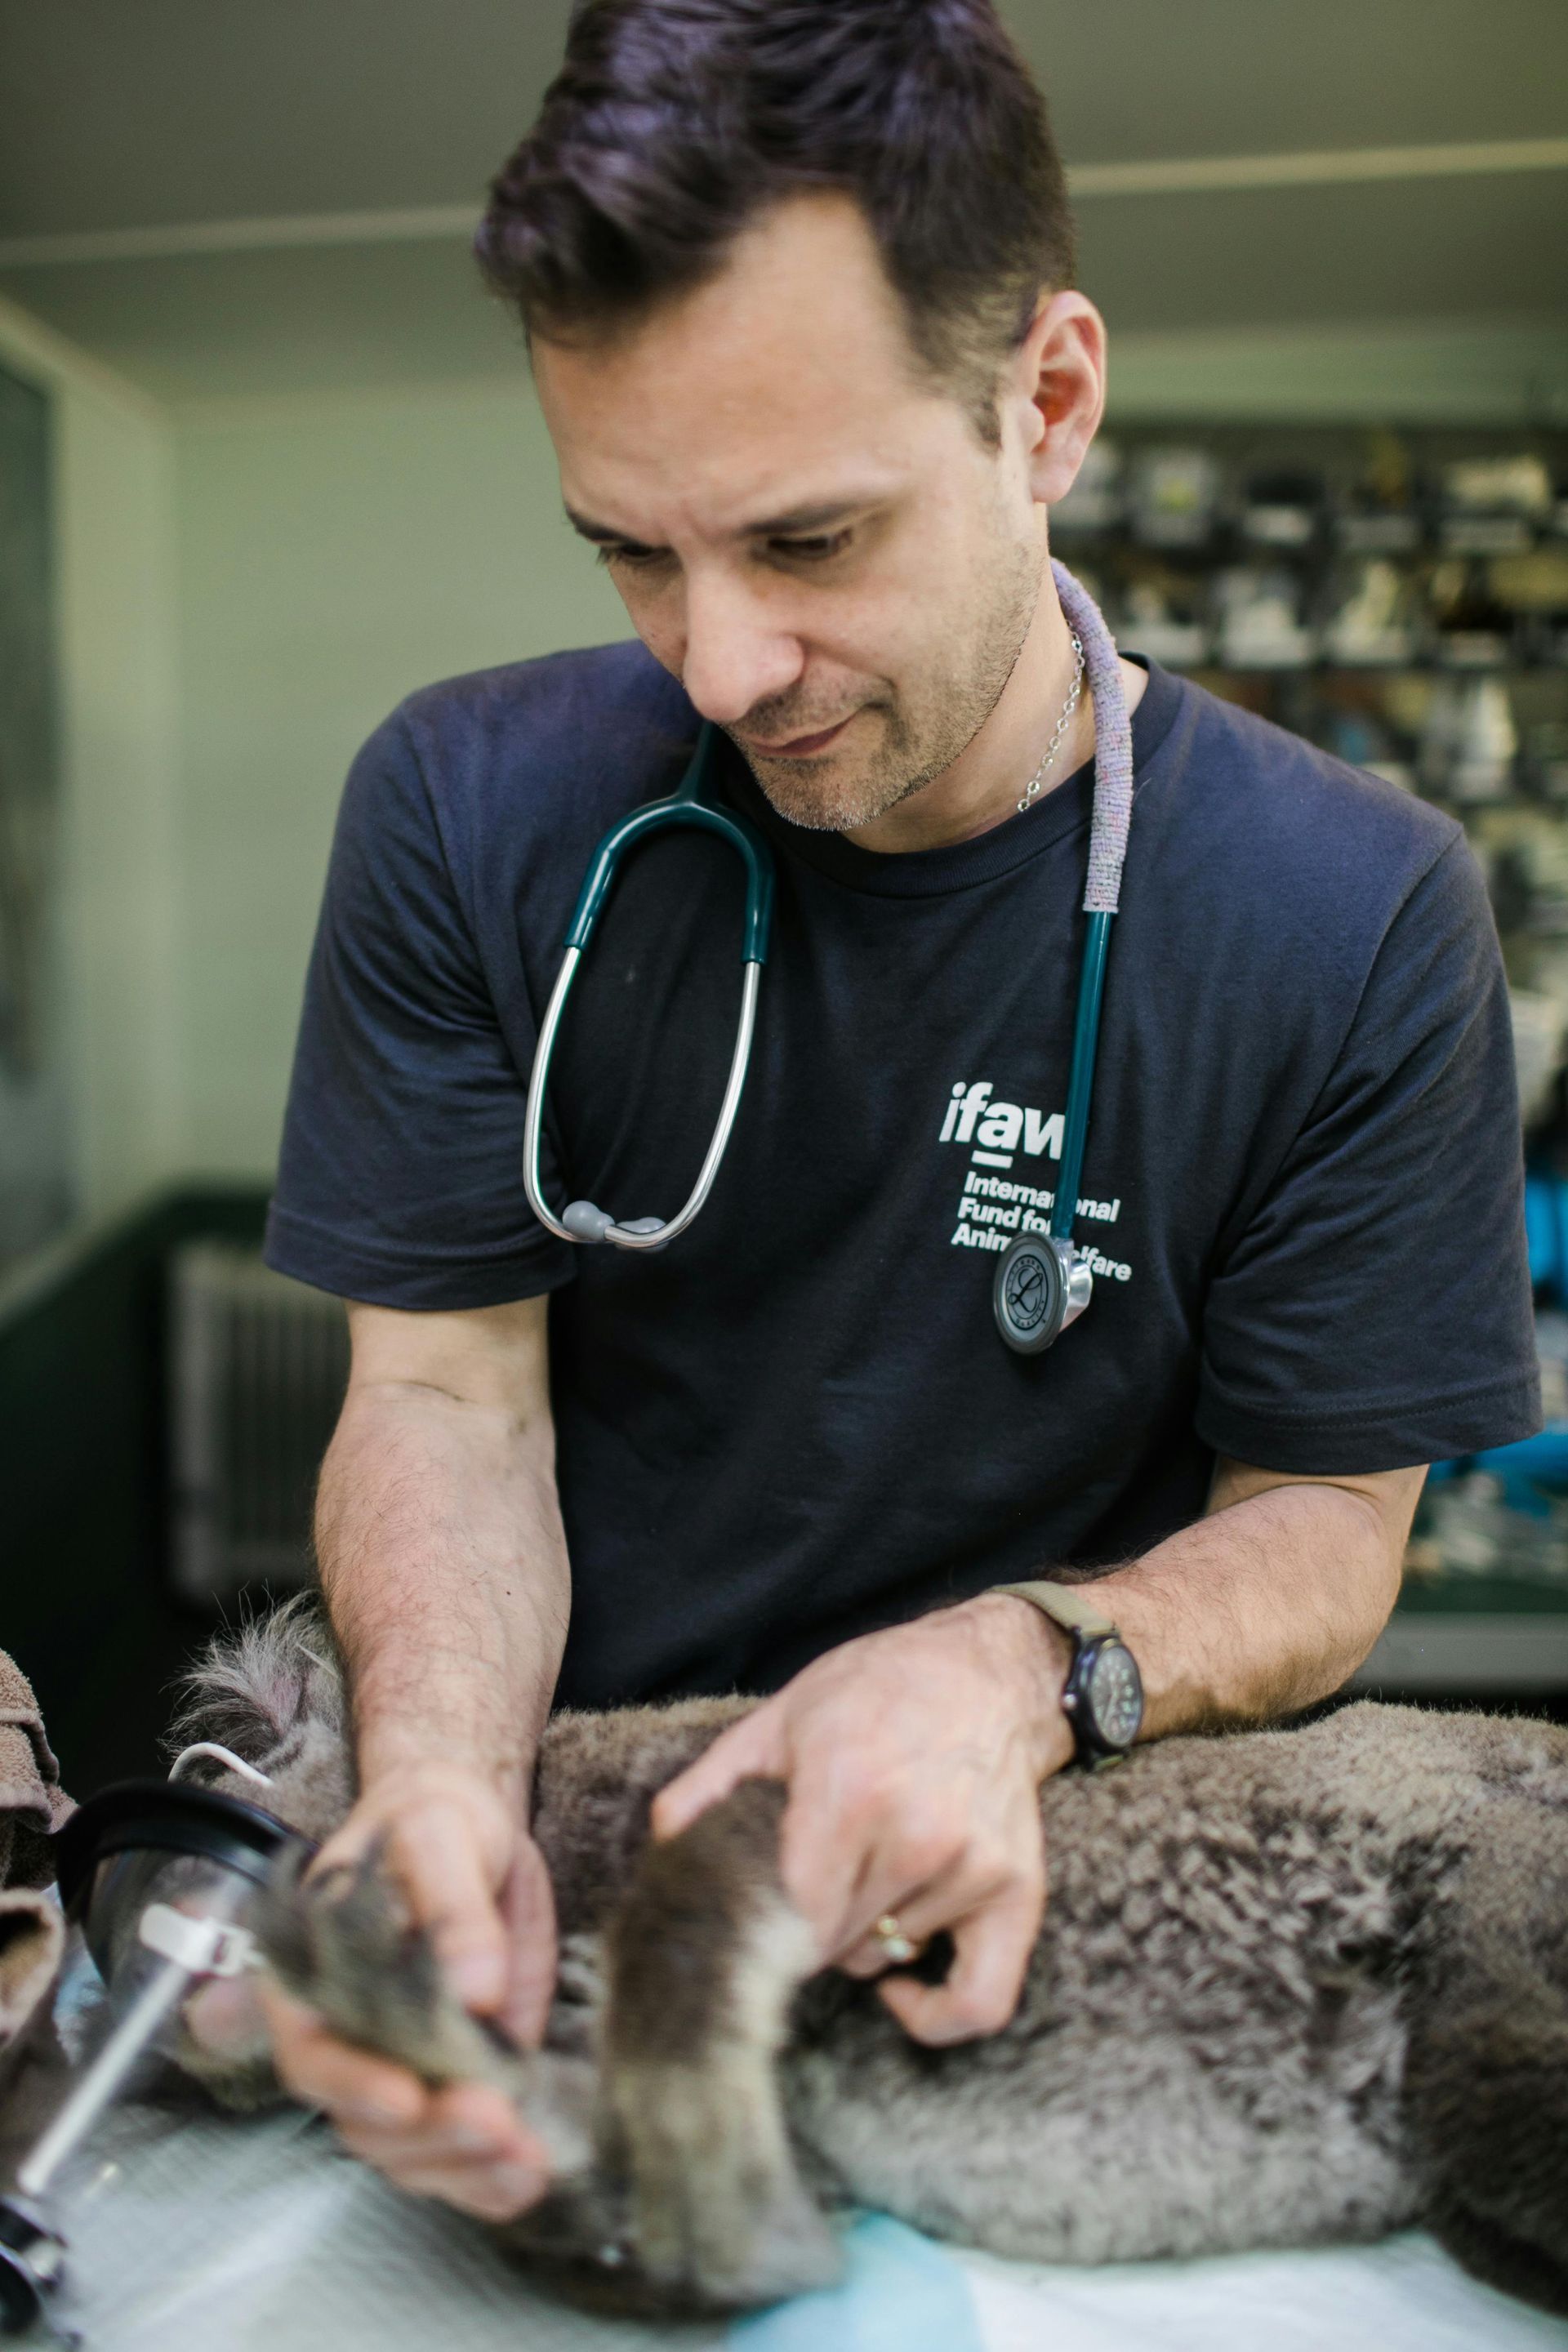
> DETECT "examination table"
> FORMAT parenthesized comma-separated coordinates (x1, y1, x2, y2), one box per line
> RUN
(37, 2090, 1568, 2352)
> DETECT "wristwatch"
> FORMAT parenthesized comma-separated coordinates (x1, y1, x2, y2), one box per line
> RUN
(993, 1580, 1144, 1768)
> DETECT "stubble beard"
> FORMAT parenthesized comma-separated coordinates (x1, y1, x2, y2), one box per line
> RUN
(729, 534, 1045, 835)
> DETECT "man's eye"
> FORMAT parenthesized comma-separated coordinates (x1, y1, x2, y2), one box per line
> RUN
(596, 543, 668, 569)
(770, 529, 853, 563)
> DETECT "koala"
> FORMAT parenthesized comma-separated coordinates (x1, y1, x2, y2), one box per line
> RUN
(164, 1597, 1568, 2321)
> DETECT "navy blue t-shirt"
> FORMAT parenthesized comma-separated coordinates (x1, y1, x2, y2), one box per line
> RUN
(266, 640, 1539, 1707)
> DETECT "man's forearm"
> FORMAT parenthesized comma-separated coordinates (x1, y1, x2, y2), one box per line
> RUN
(315, 1379, 570, 1800)
(1075, 1467, 1419, 1739)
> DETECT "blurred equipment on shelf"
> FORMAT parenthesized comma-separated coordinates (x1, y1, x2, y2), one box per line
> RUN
(1410, 1467, 1568, 1588)
(1058, 422, 1568, 1129)
(1510, 991, 1568, 1128)
(1321, 559, 1417, 667)
(1440, 454, 1553, 554)
(1401, 1206, 1568, 1606)
(1058, 421, 1566, 679)
(1336, 431, 1420, 554)
(1430, 559, 1517, 668)
(1120, 568, 1209, 668)
(1215, 565, 1314, 669)
(1448, 677, 1520, 804)
(1127, 445, 1221, 548)
(1239, 467, 1323, 550)
(1401, 1299, 1568, 1596)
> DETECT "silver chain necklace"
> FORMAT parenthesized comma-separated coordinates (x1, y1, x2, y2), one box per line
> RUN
(1016, 631, 1086, 814)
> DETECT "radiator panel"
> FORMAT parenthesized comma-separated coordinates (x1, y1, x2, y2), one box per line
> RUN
(169, 1243, 348, 1605)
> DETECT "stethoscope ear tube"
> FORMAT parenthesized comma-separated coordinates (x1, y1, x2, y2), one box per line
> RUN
(523, 724, 776, 1252)
(1049, 911, 1114, 1248)
(525, 950, 764, 1251)
(561, 725, 776, 961)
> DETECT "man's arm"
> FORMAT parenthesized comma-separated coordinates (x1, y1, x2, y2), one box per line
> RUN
(654, 1458, 1425, 2047)
(1098, 1456, 1424, 1737)
(263, 1293, 571, 2221)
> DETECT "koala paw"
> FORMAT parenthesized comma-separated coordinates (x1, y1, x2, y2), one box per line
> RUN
(259, 1843, 513, 2092)
(611, 2056, 843, 2309)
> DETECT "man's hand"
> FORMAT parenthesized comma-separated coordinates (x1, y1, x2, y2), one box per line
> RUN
(652, 1593, 1071, 2045)
(263, 1760, 558, 2221)
(265, 1290, 572, 2221)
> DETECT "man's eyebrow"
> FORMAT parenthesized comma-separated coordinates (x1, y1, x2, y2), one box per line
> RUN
(743, 499, 869, 535)
(563, 497, 874, 546)
(564, 506, 649, 546)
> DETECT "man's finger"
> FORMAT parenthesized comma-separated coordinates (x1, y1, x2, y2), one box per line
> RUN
(650, 1711, 784, 1840)
(430, 2077, 547, 2158)
(336, 2081, 548, 2169)
(389, 1809, 511, 2011)
(379, 2158, 550, 2221)
(498, 1836, 559, 2047)
(778, 1777, 978, 1963)
(335, 2123, 512, 2169)
(832, 1879, 964, 1975)
(876, 1888, 1041, 2046)
(260, 1984, 425, 2125)
(825, 1853, 969, 1977)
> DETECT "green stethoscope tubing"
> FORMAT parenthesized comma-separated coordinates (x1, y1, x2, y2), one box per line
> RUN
(523, 563, 1133, 1337)
(1053, 908, 1113, 1246)
(563, 722, 775, 962)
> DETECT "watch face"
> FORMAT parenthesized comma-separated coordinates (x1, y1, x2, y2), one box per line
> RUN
(1085, 1641, 1144, 1751)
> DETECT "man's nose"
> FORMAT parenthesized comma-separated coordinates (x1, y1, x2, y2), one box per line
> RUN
(679, 569, 805, 727)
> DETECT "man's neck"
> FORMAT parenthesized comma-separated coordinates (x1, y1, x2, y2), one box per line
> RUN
(843, 574, 1146, 857)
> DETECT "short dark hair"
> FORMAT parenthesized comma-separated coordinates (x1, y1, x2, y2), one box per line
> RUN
(475, 0, 1076, 438)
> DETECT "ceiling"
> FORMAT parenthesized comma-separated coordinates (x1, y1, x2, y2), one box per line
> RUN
(0, 0, 1563, 404)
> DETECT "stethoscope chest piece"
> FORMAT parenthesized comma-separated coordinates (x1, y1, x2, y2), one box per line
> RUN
(994, 1233, 1094, 1355)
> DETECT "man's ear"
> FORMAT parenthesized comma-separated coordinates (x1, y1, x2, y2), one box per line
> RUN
(1004, 290, 1108, 510)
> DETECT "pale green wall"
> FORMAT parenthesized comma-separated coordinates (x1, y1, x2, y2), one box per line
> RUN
(172, 378, 626, 1175)
(1107, 317, 1568, 424)
(0, 295, 185, 1239)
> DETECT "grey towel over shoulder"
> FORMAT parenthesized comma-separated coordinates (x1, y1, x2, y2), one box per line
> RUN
(0, 1644, 72, 1891)
(0, 1646, 71, 2069)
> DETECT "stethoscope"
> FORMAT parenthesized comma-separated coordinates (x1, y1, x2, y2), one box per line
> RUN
(523, 560, 1134, 1356)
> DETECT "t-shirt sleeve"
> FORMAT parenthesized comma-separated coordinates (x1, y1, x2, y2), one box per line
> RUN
(264, 710, 576, 1309)
(1196, 834, 1540, 1474)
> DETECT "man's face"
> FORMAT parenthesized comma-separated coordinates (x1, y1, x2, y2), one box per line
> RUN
(534, 193, 1046, 834)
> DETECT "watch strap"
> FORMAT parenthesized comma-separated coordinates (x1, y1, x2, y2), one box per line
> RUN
(993, 1579, 1119, 1642)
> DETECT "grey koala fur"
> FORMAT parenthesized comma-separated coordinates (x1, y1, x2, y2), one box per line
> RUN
(167, 1598, 1568, 2319)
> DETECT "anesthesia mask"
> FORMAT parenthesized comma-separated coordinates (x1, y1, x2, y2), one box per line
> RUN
(0, 1757, 313, 2339)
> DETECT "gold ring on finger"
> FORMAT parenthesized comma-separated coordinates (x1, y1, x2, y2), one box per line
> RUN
(874, 1912, 919, 1966)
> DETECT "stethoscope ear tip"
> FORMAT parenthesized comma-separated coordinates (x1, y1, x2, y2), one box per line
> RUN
(562, 1200, 616, 1243)
(561, 1202, 672, 1250)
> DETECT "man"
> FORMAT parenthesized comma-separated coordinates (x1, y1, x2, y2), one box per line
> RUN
(256, 0, 1538, 2221)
